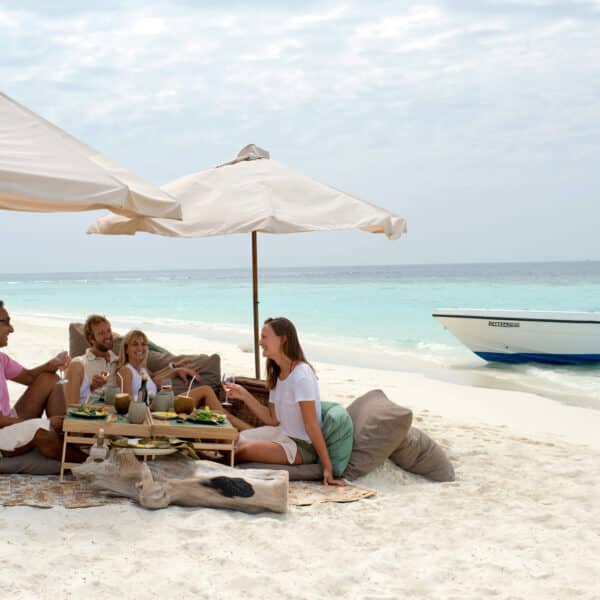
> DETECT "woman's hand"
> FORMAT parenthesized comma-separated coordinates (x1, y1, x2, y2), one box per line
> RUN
(223, 382, 249, 403)
(323, 467, 346, 487)
(173, 367, 199, 382)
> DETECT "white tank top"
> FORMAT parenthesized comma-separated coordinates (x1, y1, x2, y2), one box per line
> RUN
(125, 364, 158, 399)
(79, 375, 91, 404)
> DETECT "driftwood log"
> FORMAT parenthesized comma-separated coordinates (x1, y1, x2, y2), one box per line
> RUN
(72, 450, 289, 513)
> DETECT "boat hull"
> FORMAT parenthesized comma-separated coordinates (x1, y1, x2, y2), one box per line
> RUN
(432, 309, 600, 365)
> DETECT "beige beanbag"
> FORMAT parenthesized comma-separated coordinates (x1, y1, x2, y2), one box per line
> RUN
(68, 323, 221, 395)
(343, 389, 413, 480)
(389, 427, 455, 482)
(343, 389, 454, 482)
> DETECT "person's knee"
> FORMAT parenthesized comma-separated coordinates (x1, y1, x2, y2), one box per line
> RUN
(33, 429, 60, 459)
(234, 444, 251, 461)
(194, 385, 217, 406)
(34, 371, 59, 389)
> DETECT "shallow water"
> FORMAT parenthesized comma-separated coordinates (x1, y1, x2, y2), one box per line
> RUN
(2, 261, 600, 410)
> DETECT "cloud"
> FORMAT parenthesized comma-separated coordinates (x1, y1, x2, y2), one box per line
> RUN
(1, 1, 600, 266)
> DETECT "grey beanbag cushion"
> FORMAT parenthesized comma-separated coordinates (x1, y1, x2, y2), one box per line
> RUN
(147, 351, 221, 396)
(0, 449, 60, 475)
(69, 323, 221, 396)
(237, 462, 323, 481)
(343, 389, 413, 480)
(389, 427, 455, 482)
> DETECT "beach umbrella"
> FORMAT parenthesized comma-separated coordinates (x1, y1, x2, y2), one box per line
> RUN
(0, 91, 182, 219)
(87, 144, 407, 377)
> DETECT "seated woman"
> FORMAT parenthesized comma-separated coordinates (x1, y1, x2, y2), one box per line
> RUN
(224, 317, 345, 486)
(117, 329, 220, 410)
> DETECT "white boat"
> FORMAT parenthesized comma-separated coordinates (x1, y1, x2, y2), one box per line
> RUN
(432, 308, 600, 364)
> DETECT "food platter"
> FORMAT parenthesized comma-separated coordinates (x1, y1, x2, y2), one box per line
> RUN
(185, 408, 226, 425)
(68, 407, 108, 419)
(110, 437, 179, 455)
(151, 411, 178, 420)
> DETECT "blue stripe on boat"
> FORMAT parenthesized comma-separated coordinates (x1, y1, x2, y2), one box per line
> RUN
(475, 352, 600, 365)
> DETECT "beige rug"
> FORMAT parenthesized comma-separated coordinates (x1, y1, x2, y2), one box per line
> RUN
(0, 475, 375, 509)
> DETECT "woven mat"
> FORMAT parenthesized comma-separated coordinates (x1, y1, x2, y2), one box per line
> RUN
(0, 475, 375, 509)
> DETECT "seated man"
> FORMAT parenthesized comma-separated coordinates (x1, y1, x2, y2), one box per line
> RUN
(64, 314, 118, 406)
(0, 300, 77, 473)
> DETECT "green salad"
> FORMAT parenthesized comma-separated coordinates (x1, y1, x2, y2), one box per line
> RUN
(71, 405, 107, 417)
(188, 407, 225, 423)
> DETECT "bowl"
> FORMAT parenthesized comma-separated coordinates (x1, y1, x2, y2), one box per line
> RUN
(114, 393, 131, 415)
(174, 394, 194, 414)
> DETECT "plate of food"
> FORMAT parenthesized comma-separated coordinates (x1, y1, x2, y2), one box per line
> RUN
(185, 407, 226, 425)
(111, 437, 178, 455)
(68, 406, 108, 419)
(151, 411, 178, 420)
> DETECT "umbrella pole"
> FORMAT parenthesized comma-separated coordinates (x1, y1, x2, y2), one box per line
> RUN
(252, 231, 261, 380)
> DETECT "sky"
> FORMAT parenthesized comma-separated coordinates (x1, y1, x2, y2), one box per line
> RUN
(1, 0, 600, 273)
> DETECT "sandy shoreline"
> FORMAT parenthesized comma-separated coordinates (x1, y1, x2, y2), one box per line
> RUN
(2, 315, 600, 599)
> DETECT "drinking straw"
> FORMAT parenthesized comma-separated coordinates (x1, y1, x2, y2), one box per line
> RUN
(117, 372, 123, 393)
(186, 375, 196, 397)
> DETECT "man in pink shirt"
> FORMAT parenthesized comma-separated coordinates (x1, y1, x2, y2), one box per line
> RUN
(0, 300, 77, 474)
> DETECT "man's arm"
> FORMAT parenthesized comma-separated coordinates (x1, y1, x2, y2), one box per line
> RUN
(11, 352, 68, 386)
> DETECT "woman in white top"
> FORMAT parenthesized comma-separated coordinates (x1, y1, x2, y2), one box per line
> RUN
(117, 330, 221, 410)
(225, 317, 345, 486)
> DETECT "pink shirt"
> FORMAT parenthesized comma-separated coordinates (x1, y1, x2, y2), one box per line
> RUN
(0, 352, 23, 416)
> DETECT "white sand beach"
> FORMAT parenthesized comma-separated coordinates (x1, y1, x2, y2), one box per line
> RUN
(2, 315, 600, 600)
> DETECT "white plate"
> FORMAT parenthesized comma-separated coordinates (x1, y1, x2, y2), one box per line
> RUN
(131, 447, 178, 456)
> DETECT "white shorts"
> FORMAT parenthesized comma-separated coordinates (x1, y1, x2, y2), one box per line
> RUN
(0, 418, 51, 454)
(237, 426, 299, 464)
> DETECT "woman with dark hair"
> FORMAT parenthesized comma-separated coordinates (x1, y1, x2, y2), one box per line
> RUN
(224, 317, 345, 486)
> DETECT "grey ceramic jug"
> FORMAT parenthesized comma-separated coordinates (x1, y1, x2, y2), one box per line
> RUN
(127, 400, 147, 424)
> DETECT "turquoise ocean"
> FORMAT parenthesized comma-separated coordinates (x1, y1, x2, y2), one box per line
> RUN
(2, 261, 600, 411)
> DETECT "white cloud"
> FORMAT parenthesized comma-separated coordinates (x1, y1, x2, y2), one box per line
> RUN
(132, 17, 165, 35)
(1, 1, 600, 266)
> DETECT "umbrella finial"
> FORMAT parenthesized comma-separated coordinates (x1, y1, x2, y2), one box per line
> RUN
(237, 144, 270, 160)
(217, 144, 270, 168)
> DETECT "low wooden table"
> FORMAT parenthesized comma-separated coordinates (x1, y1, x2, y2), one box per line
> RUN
(60, 409, 151, 482)
(60, 408, 239, 481)
(150, 414, 239, 467)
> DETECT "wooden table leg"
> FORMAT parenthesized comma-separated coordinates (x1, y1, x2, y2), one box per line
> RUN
(230, 443, 235, 467)
(60, 433, 69, 482)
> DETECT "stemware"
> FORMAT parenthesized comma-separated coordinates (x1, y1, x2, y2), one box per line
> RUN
(55, 351, 69, 384)
(221, 373, 235, 406)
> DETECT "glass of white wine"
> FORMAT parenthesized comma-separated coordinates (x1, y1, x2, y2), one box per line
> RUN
(221, 373, 235, 407)
(55, 351, 69, 384)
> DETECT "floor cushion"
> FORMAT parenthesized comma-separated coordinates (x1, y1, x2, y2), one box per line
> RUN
(69, 322, 166, 359)
(389, 427, 455, 482)
(147, 351, 221, 396)
(0, 449, 60, 475)
(320, 401, 353, 477)
(69, 323, 221, 395)
(237, 462, 323, 481)
(343, 389, 413, 480)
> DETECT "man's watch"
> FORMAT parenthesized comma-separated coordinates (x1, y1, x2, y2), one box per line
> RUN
(168, 362, 176, 369)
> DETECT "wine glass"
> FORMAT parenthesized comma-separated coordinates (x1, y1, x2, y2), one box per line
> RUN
(222, 373, 235, 406)
(55, 351, 69, 385)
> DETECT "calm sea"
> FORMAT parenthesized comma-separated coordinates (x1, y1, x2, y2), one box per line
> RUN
(2, 261, 600, 410)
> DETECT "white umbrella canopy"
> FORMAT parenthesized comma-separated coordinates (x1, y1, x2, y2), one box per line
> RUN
(0, 92, 182, 219)
(88, 145, 407, 377)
